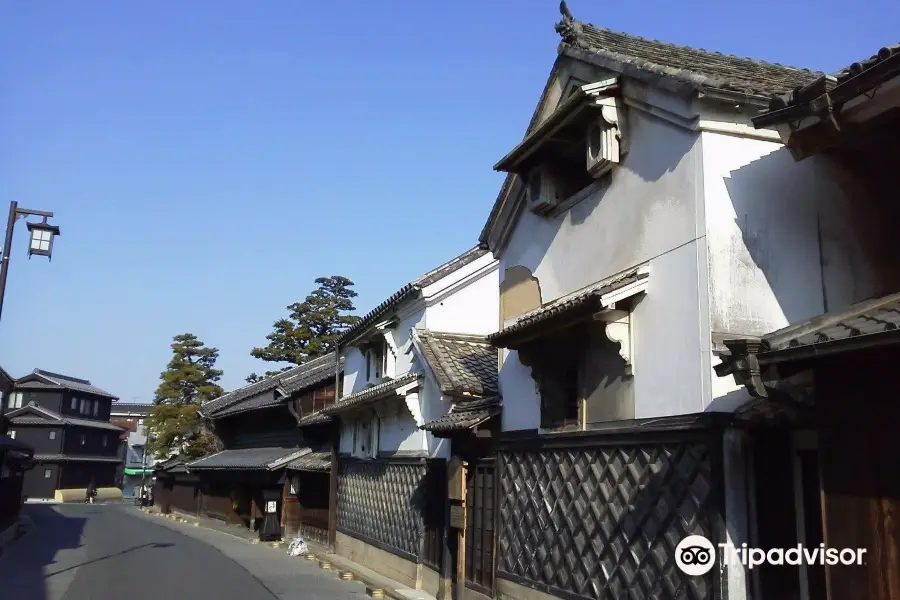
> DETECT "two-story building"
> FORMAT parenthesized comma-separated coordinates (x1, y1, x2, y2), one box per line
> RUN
(109, 402, 155, 496)
(1, 365, 32, 538)
(472, 6, 883, 600)
(155, 353, 339, 543)
(716, 43, 900, 600)
(324, 245, 499, 596)
(5, 369, 124, 500)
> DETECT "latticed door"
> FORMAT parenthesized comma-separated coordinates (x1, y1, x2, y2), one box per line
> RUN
(465, 460, 496, 595)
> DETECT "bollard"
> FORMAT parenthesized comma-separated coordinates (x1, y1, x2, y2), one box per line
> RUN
(367, 588, 385, 598)
(306, 552, 318, 560)
(339, 571, 354, 581)
(319, 560, 333, 570)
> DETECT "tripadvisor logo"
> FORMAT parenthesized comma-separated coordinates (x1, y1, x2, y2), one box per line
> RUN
(675, 535, 868, 576)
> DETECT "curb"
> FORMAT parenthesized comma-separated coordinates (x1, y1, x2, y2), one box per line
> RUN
(140, 508, 423, 600)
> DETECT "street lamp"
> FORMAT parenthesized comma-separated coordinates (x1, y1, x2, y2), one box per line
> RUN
(0, 201, 60, 433)
(0, 201, 62, 322)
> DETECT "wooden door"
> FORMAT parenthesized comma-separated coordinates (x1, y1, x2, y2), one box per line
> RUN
(464, 460, 495, 596)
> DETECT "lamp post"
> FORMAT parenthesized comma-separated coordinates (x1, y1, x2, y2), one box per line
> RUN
(0, 200, 61, 431)
(0, 201, 61, 322)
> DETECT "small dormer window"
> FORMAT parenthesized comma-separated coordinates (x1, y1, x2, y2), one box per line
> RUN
(495, 78, 625, 217)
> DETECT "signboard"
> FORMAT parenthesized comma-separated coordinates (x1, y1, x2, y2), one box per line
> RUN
(449, 504, 466, 529)
(448, 456, 466, 501)
(265, 500, 277, 514)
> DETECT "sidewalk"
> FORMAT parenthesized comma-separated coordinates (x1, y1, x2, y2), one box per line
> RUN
(141, 506, 437, 600)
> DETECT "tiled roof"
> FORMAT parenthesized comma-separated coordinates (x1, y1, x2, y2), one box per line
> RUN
(755, 292, 900, 353)
(753, 44, 900, 127)
(420, 397, 501, 434)
(489, 265, 648, 347)
(416, 331, 498, 398)
(211, 392, 283, 419)
(7, 402, 126, 431)
(186, 447, 300, 471)
(16, 369, 117, 399)
(285, 450, 331, 472)
(297, 411, 332, 427)
(32, 454, 122, 463)
(337, 246, 489, 345)
(109, 403, 153, 416)
(155, 456, 188, 473)
(556, 10, 820, 98)
(202, 353, 339, 418)
(323, 373, 421, 416)
(279, 354, 341, 395)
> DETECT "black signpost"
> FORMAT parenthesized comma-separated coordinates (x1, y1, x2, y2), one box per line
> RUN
(259, 488, 282, 542)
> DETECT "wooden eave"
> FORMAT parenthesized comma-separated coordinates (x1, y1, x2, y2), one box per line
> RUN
(493, 79, 620, 175)
(753, 52, 900, 130)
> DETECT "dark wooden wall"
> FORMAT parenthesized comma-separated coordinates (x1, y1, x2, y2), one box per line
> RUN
(816, 350, 900, 600)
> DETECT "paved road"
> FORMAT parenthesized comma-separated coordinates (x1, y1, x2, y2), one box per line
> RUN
(0, 503, 369, 600)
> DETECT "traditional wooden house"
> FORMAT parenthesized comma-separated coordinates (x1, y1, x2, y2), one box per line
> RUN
(4, 369, 123, 500)
(326, 245, 498, 597)
(155, 353, 339, 543)
(471, 5, 888, 600)
(717, 44, 900, 600)
(1, 365, 33, 538)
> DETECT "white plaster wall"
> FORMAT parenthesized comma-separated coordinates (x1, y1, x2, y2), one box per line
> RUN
(424, 260, 499, 335)
(498, 108, 704, 430)
(386, 308, 425, 376)
(501, 108, 703, 305)
(377, 402, 427, 455)
(498, 349, 541, 431)
(701, 130, 885, 340)
(416, 359, 451, 459)
(341, 346, 365, 396)
(632, 241, 707, 417)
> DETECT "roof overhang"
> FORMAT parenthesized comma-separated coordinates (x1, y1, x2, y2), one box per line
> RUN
(751, 51, 900, 158)
(489, 265, 649, 349)
(323, 373, 421, 416)
(419, 397, 501, 438)
(715, 328, 900, 399)
(493, 78, 620, 175)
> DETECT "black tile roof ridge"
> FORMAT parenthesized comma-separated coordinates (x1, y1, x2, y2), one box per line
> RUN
(337, 245, 489, 345)
(577, 22, 819, 75)
(34, 369, 92, 385)
(203, 352, 339, 414)
(419, 331, 491, 344)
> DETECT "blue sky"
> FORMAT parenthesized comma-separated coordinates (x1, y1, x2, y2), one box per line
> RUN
(1, 1, 896, 403)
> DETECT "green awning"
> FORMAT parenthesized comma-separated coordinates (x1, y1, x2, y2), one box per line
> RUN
(123, 467, 155, 476)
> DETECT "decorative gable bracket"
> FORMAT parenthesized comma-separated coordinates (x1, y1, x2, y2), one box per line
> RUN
(593, 309, 633, 377)
(586, 95, 628, 179)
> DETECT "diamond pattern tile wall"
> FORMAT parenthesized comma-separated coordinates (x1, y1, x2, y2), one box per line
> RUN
(498, 443, 718, 600)
(337, 460, 427, 558)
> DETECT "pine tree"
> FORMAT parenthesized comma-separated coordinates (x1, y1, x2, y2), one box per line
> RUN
(246, 276, 360, 382)
(147, 333, 224, 458)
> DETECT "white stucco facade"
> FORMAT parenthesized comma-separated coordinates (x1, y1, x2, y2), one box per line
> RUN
(492, 56, 886, 431)
(337, 251, 498, 458)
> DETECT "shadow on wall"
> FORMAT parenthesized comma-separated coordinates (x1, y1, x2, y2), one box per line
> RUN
(724, 146, 900, 329)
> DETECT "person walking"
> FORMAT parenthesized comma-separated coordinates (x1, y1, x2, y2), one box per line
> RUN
(85, 479, 97, 504)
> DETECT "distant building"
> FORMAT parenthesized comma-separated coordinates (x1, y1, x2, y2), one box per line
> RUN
(5, 369, 124, 499)
(109, 402, 155, 495)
